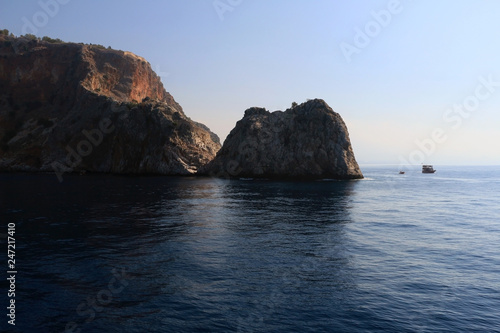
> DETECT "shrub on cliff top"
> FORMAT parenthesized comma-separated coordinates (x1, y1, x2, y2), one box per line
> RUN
(42, 36, 63, 43)
(22, 33, 39, 41)
(90, 43, 106, 50)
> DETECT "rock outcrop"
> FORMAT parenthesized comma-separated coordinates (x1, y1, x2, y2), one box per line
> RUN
(0, 35, 220, 179)
(201, 99, 363, 179)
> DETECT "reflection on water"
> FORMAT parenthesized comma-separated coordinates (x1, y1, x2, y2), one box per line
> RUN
(3, 169, 498, 332)
(1, 174, 358, 332)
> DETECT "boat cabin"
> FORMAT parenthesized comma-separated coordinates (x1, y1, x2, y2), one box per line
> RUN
(422, 165, 436, 173)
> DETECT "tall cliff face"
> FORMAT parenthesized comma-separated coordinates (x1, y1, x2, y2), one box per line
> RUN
(201, 99, 363, 180)
(0, 35, 220, 178)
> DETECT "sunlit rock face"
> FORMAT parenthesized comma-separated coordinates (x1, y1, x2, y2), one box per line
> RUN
(0, 35, 220, 177)
(200, 99, 363, 180)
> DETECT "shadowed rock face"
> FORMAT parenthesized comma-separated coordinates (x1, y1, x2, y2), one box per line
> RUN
(0, 35, 220, 178)
(201, 99, 363, 180)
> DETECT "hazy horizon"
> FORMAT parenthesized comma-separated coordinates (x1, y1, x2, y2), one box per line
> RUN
(2, 0, 499, 166)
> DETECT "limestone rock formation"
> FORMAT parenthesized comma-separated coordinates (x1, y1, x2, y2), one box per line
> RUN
(0, 35, 220, 179)
(201, 99, 363, 179)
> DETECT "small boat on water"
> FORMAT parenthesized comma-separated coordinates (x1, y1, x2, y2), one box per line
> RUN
(399, 171, 405, 174)
(422, 165, 436, 173)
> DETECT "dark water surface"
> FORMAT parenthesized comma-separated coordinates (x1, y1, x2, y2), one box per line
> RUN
(1, 166, 499, 332)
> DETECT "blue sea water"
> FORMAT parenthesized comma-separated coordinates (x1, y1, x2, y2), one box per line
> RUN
(1, 165, 499, 332)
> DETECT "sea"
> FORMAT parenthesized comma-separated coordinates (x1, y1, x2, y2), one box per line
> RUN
(1, 165, 499, 333)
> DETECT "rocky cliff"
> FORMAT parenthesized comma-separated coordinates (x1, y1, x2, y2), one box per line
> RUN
(201, 99, 363, 179)
(0, 35, 220, 179)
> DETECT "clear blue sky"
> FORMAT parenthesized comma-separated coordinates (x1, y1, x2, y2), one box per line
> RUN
(1, 0, 500, 165)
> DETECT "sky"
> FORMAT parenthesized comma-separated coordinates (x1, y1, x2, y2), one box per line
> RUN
(1, 0, 500, 166)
